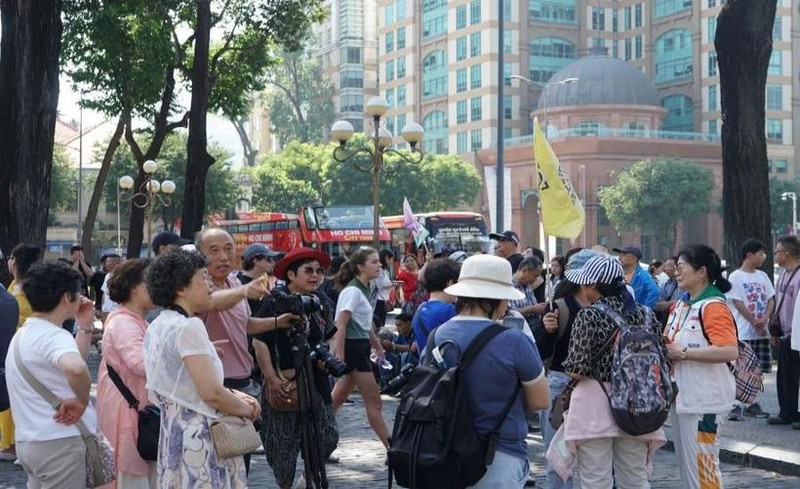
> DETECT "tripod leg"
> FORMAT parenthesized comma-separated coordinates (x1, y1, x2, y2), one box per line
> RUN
(295, 358, 329, 489)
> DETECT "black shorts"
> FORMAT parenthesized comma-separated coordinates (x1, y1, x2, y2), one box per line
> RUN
(344, 338, 373, 373)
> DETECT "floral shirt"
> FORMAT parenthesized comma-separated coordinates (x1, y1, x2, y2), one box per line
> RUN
(563, 296, 653, 382)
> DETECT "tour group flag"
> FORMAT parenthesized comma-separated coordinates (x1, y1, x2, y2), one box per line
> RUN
(403, 197, 429, 247)
(533, 117, 585, 239)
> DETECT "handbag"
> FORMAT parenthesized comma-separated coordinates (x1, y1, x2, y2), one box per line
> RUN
(769, 266, 800, 337)
(13, 335, 115, 488)
(210, 414, 262, 459)
(106, 364, 161, 461)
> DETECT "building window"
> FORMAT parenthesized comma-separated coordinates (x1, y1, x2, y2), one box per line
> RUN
(504, 95, 512, 120)
(708, 85, 717, 111)
(654, 29, 693, 84)
(769, 50, 782, 75)
(635, 36, 643, 59)
(456, 100, 468, 124)
(457, 131, 468, 153)
(708, 119, 717, 135)
(504, 31, 512, 55)
(470, 129, 482, 150)
(396, 56, 406, 78)
(397, 28, 406, 49)
(343, 47, 362, 64)
(767, 85, 782, 110)
(385, 60, 395, 82)
(624, 38, 632, 61)
(708, 0, 716, 6)
(707, 16, 716, 44)
(767, 118, 783, 143)
(422, 0, 447, 40)
(774, 159, 788, 173)
(396, 0, 405, 20)
(469, 0, 480, 24)
(385, 32, 394, 53)
(654, 0, 691, 19)
(661, 94, 694, 132)
(773, 16, 781, 41)
(396, 85, 406, 107)
(470, 32, 481, 57)
(422, 50, 448, 99)
(456, 36, 467, 61)
(385, 4, 395, 25)
(340, 94, 363, 113)
(470, 97, 482, 122)
(573, 121, 603, 136)
(456, 5, 467, 29)
(529, 0, 577, 25)
(597, 205, 610, 226)
(708, 51, 717, 76)
(340, 69, 363, 89)
(397, 114, 406, 133)
(592, 7, 605, 31)
(456, 68, 467, 92)
(612, 10, 618, 32)
(470, 64, 481, 89)
(423, 110, 448, 154)
(529, 37, 576, 83)
(623, 6, 631, 30)
(634, 4, 643, 27)
(385, 88, 395, 108)
(504, 64, 512, 86)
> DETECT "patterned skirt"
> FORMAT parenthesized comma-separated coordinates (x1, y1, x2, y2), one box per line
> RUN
(156, 395, 246, 489)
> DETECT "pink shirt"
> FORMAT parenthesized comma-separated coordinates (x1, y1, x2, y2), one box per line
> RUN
(96, 307, 151, 481)
(200, 274, 252, 380)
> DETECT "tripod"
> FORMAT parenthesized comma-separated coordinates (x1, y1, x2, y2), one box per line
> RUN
(290, 326, 329, 489)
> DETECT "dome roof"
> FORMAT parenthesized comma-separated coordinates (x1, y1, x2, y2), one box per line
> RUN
(538, 48, 660, 109)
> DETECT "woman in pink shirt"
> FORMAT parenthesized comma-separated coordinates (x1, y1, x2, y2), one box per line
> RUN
(95, 258, 155, 489)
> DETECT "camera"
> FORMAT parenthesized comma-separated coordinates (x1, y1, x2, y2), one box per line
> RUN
(310, 342, 349, 378)
(380, 363, 415, 395)
(263, 291, 321, 316)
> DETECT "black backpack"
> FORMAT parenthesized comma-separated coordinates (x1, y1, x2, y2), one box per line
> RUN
(387, 323, 520, 489)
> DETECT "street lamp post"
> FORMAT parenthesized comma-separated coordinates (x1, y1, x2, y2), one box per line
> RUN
(509, 75, 579, 136)
(119, 160, 177, 257)
(331, 96, 425, 248)
(782, 191, 797, 235)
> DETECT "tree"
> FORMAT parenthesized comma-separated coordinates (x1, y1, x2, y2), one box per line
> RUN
(0, 0, 63, 258)
(263, 41, 336, 147)
(49, 146, 78, 223)
(104, 132, 239, 234)
(768, 178, 800, 236)
(599, 157, 715, 256)
(182, 0, 326, 239)
(716, 0, 776, 272)
(250, 139, 482, 214)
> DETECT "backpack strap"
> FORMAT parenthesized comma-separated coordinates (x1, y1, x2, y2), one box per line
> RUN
(485, 383, 521, 466)
(696, 297, 737, 373)
(106, 364, 141, 410)
(553, 298, 570, 344)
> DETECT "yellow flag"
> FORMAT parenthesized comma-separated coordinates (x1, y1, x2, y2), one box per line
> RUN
(533, 117, 585, 239)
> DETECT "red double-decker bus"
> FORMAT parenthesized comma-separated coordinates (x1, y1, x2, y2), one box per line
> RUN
(211, 205, 391, 262)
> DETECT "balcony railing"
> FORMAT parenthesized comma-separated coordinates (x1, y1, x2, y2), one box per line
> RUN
(495, 127, 721, 148)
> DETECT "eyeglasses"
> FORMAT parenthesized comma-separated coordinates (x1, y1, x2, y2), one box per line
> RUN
(300, 266, 326, 275)
(775, 250, 788, 255)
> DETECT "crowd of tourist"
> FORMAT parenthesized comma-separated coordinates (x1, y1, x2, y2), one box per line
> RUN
(1, 227, 799, 488)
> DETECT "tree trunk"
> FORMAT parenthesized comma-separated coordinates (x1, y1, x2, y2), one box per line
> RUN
(182, 0, 216, 238)
(80, 114, 126, 256)
(716, 0, 776, 275)
(0, 0, 63, 261)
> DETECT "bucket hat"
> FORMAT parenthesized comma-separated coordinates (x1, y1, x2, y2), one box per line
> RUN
(273, 247, 332, 280)
(444, 254, 524, 301)
(564, 254, 624, 286)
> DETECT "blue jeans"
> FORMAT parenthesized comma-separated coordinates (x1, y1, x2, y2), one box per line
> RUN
(538, 370, 574, 489)
(467, 450, 529, 489)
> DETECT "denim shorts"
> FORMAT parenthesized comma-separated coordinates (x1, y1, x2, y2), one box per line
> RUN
(467, 450, 529, 489)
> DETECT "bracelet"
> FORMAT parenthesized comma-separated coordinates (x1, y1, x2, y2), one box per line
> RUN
(78, 329, 92, 335)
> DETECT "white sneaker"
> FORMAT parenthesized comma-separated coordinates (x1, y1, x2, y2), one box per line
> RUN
(0, 451, 15, 461)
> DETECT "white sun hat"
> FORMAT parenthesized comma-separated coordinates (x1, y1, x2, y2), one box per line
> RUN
(444, 254, 524, 301)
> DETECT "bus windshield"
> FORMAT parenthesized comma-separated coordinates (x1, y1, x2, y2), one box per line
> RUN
(311, 205, 375, 230)
(426, 217, 490, 254)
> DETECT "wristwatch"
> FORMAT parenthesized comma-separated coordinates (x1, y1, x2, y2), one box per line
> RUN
(680, 348, 688, 360)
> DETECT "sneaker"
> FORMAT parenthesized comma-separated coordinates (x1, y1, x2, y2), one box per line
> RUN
(767, 415, 793, 425)
(326, 454, 340, 464)
(744, 403, 769, 418)
(792, 421, 800, 430)
(727, 405, 744, 421)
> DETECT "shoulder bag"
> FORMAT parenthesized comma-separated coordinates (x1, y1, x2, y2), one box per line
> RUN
(106, 364, 161, 461)
(13, 335, 116, 488)
(769, 266, 800, 337)
(210, 412, 262, 459)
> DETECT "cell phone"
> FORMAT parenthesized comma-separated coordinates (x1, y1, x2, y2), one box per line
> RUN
(502, 316, 526, 330)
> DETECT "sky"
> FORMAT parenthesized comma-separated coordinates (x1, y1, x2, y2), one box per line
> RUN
(58, 75, 246, 165)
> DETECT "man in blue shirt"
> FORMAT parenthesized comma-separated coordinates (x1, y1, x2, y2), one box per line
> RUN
(412, 258, 460, 352)
(613, 245, 660, 308)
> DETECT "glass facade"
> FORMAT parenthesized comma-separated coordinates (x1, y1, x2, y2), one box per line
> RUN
(529, 0, 576, 25)
(422, 50, 448, 99)
(654, 29, 692, 84)
(529, 37, 576, 83)
(422, 0, 447, 40)
(653, 0, 691, 19)
(661, 95, 694, 131)
(423, 110, 448, 154)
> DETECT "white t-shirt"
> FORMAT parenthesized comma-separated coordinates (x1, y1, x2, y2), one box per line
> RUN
(144, 310, 224, 418)
(726, 268, 775, 341)
(5, 317, 98, 442)
(101, 273, 119, 313)
(336, 284, 374, 338)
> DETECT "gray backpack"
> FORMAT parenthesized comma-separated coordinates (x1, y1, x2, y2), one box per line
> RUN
(594, 303, 673, 436)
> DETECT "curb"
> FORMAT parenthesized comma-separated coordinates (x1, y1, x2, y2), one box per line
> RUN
(661, 438, 800, 477)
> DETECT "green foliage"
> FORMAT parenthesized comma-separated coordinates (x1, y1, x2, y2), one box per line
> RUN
(598, 157, 714, 252)
(104, 132, 239, 227)
(49, 146, 77, 221)
(768, 177, 800, 235)
(262, 41, 336, 145)
(249, 138, 482, 214)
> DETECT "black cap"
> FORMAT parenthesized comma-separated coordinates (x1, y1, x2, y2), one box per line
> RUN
(612, 245, 643, 259)
(488, 230, 520, 246)
(152, 231, 191, 253)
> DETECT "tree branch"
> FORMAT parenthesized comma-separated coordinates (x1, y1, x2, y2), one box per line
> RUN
(124, 117, 144, 162)
(166, 111, 190, 132)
